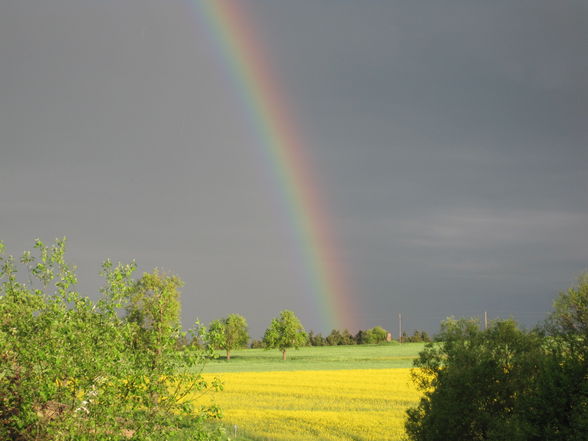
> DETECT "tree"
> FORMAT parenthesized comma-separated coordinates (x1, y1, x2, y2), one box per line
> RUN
(405, 318, 543, 441)
(209, 314, 249, 360)
(126, 269, 183, 371)
(341, 328, 356, 345)
(534, 273, 588, 439)
(354, 329, 367, 344)
(405, 275, 588, 441)
(308, 331, 326, 346)
(250, 339, 265, 349)
(326, 329, 343, 346)
(0, 239, 223, 441)
(361, 326, 389, 344)
(263, 310, 308, 360)
(126, 269, 182, 329)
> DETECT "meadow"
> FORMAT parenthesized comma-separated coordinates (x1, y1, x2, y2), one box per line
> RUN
(198, 343, 425, 441)
(203, 342, 426, 372)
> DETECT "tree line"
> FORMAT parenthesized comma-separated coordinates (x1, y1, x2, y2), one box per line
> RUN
(205, 314, 432, 360)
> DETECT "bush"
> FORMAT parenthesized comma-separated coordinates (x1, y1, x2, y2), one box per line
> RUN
(406, 274, 588, 441)
(0, 239, 223, 441)
(250, 339, 265, 349)
(403, 330, 432, 343)
(406, 318, 543, 441)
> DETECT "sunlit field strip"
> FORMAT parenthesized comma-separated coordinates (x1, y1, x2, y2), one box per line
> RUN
(199, 368, 419, 441)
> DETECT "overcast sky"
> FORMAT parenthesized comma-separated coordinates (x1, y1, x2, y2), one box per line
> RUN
(1, 0, 586, 337)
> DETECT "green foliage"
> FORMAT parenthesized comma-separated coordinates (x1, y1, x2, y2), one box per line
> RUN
(402, 330, 431, 343)
(322, 329, 356, 346)
(534, 273, 588, 440)
(208, 314, 249, 360)
(406, 318, 543, 441)
(356, 326, 389, 344)
(340, 329, 356, 345)
(326, 329, 343, 346)
(263, 310, 308, 360)
(0, 239, 224, 441)
(547, 272, 588, 345)
(249, 339, 265, 349)
(406, 274, 588, 441)
(306, 327, 394, 346)
(307, 331, 326, 347)
(126, 269, 183, 331)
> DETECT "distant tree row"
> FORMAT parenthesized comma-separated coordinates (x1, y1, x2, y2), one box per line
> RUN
(249, 326, 396, 349)
(306, 327, 431, 346)
(401, 330, 432, 343)
(307, 326, 389, 346)
(206, 312, 431, 359)
(208, 310, 307, 360)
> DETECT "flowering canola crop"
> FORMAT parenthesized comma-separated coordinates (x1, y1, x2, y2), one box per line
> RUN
(199, 368, 419, 441)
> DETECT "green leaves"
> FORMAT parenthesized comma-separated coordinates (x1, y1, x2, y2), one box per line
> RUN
(263, 310, 308, 360)
(0, 239, 223, 441)
(406, 275, 588, 441)
(208, 314, 249, 360)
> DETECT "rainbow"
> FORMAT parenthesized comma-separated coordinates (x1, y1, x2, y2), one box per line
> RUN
(191, 0, 358, 332)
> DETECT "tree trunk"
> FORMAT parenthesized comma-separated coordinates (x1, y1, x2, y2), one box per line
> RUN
(282, 350, 286, 360)
(227, 350, 231, 360)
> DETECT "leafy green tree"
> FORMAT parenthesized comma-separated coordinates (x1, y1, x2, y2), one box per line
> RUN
(405, 318, 543, 441)
(326, 329, 343, 346)
(354, 329, 367, 344)
(250, 339, 265, 349)
(403, 330, 432, 343)
(308, 331, 326, 346)
(405, 275, 588, 441)
(360, 326, 388, 344)
(341, 328, 356, 345)
(126, 269, 183, 372)
(263, 310, 308, 360)
(533, 273, 588, 440)
(126, 269, 182, 329)
(0, 239, 223, 441)
(209, 313, 249, 360)
(420, 330, 431, 342)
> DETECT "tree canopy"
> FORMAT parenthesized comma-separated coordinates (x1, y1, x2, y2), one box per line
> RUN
(406, 273, 588, 441)
(0, 239, 223, 441)
(263, 310, 308, 360)
(209, 313, 250, 360)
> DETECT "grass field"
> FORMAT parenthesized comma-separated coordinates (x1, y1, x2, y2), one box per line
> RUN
(202, 342, 426, 373)
(197, 344, 425, 441)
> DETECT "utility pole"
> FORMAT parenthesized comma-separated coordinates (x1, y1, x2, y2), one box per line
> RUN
(398, 313, 402, 344)
(484, 311, 488, 330)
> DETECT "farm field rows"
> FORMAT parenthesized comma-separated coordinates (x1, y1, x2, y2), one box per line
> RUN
(197, 344, 424, 441)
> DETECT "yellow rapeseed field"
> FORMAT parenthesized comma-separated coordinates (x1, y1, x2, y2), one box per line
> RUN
(199, 368, 419, 441)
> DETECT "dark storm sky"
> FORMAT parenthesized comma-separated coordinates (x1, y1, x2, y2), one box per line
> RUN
(1, 0, 587, 336)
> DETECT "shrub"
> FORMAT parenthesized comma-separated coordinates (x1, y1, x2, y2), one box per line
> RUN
(406, 274, 588, 441)
(0, 239, 223, 441)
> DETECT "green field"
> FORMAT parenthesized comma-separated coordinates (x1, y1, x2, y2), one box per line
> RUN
(202, 342, 426, 373)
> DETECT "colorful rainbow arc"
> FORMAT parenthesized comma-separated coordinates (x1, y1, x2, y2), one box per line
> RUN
(192, 0, 357, 332)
